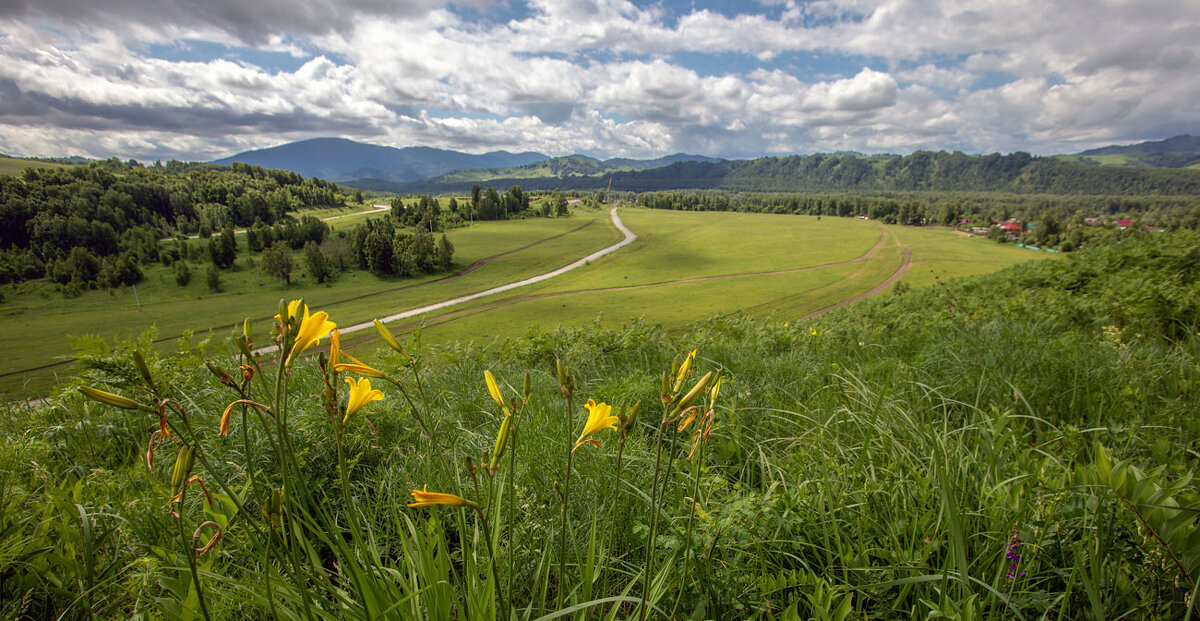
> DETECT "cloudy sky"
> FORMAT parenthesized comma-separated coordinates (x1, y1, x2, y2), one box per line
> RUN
(1, 0, 1198, 161)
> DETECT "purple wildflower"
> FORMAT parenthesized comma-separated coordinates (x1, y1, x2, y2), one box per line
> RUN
(1005, 529, 1026, 580)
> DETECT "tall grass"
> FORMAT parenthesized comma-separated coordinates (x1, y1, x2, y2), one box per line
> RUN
(1, 232, 1198, 619)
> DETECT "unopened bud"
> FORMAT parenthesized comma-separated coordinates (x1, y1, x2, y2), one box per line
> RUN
(675, 371, 714, 414)
(132, 350, 155, 391)
(709, 372, 722, 403)
(236, 337, 255, 360)
(523, 372, 532, 402)
(170, 446, 196, 497)
(374, 319, 406, 355)
(488, 415, 513, 472)
(205, 361, 236, 388)
(77, 386, 155, 412)
(622, 400, 642, 434)
(242, 317, 253, 341)
(555, 358, 571, 391)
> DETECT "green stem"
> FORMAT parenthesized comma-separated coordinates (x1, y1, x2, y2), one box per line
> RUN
(639, 420, 669, 621)
(264, 524, 280, 621)
(476, 507, 508, 621)
(507, 407, 519, 616)
(273, 354, 317, 621)
(672, 439, 705, 617)
(600, 438, 626, 609)
(557, 392, 574, 610)
(175, 486, 212, 621)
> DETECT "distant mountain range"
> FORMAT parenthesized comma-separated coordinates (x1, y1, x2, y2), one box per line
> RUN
(205, 135, 1200, 195)
(210, 137, 720, 187)
(1055, 135, 1200, 169)
(211, 138, 548, 183)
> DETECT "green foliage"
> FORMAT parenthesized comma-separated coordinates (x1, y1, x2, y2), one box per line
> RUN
(204, 264, 220, 292)
(173, 260, 191, 287)
(401, 150, 1200, 196)
(260, 240, 292, 285)
(3, 227, 1198, 619)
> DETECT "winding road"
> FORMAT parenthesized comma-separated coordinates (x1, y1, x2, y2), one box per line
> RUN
(309, 206, 637, 341)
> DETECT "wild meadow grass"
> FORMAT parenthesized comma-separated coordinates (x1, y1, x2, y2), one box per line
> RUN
(1, 231, 1197, 619)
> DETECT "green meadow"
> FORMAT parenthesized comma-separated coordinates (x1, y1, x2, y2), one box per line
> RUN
(2, 228, 1195, 619)
(1, 206, 1048, 397)
(363, 208, 1044, 354)
(0, 209, 619, 396)
(0, 155, 71, 176)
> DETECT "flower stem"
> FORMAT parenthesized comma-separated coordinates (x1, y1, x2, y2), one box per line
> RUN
(557, 391, 574, 610)
(639, 419, 669, 621)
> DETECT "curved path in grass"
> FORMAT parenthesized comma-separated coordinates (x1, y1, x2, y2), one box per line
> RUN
(305, 206, 636, 342)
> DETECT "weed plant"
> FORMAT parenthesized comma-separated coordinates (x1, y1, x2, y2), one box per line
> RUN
(1, 231, 1198, 619)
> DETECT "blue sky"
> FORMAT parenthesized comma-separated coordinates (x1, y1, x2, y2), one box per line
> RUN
(0, 0, 1198, 161)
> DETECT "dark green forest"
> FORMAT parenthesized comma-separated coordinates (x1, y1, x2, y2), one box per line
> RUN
(399, 150, 1200, 195)
(0, 160, 344, 287)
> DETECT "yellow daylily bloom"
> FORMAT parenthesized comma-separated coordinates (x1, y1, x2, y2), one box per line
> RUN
(484, 370, 510, 414)
(572, 399, 618, 453)
(408, 486, 478, 509)
(285, 305, 336, 366)
(329, 329, 341, 367)
(343, 376, 384, 423)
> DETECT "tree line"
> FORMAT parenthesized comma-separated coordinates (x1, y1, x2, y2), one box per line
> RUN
(0, 158, 345, 286)
(637, 189, 1200, 251)
(396, 150, 1200, 196)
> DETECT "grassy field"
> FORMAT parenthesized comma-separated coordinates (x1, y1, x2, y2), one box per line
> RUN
(364, 208, 1044, 355)
(0, 155, 72, 176)
(0, 209, 619, 396)
(2, 206, 1048, 397)
(2, 232, 1193, 619)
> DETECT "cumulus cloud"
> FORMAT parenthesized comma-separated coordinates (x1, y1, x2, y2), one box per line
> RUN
(0, 0, 1198, 160)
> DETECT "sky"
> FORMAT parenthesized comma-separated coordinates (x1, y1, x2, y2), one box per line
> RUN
(0, 0, 1198, 162)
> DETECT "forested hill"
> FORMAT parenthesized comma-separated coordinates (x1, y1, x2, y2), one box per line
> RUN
(397, 151, 1200, 195)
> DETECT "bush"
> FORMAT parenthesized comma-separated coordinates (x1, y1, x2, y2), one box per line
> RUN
(205, 264, 221, 292)
(174, 261, 192, 286)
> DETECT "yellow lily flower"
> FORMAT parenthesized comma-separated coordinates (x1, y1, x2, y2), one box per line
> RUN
(572, 399, 618, 453)
(408, 486, 478, 509)
(343, 376, 384, 423)
(485, 370, 510, 415)
(329, 329, 340, 367)
(285, 304, 336, 366)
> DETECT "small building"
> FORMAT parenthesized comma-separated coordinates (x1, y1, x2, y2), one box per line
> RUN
(1117, 219, 1133, 229)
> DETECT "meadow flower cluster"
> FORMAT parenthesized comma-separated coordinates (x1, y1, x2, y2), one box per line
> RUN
(75, 298, 723, 619)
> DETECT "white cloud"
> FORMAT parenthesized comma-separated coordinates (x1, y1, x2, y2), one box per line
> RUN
(0, 0, 1198, 160)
